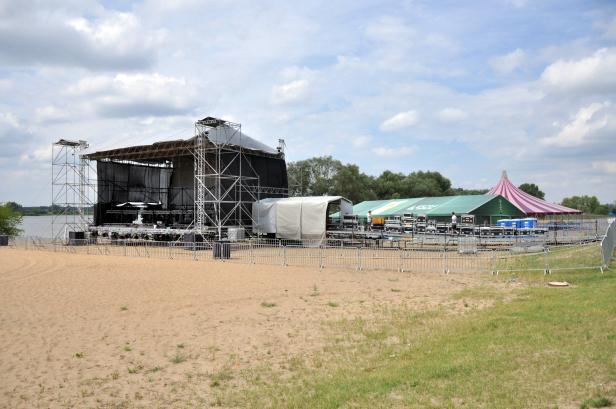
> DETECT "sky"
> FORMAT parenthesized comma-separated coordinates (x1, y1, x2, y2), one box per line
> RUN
(1, 0, 615, 206)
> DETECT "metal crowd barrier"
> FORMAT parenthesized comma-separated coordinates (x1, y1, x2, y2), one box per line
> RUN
(2, 233, 610, 274)
(601, 220, 616, 269)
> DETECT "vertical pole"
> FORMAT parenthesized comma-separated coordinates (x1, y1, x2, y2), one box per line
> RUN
(283, 244, 287, 266)
(444, 250, 448, 274)
(492, 251, 496, 275)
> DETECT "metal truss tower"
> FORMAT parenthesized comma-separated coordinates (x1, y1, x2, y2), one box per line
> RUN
(193, 118, 264, 238)
(51, 140, 95, 240)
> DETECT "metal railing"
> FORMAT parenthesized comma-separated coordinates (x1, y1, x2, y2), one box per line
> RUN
(601, 220, 616, 269)
(3, 233, 609, 274)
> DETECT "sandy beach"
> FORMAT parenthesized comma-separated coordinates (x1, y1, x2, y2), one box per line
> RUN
(0, 248, 497, 408)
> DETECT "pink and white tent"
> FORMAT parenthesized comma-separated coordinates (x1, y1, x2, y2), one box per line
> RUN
(487, 170, 582, 216)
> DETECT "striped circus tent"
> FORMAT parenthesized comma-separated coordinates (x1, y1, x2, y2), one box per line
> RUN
(487, 170, 582, 216)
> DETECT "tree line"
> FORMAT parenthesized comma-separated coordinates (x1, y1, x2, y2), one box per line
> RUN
(287, 156, 614, 215)
(287, 156, 488, 204)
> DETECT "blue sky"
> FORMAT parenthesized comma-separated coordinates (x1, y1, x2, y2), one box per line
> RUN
(0, 0, 615, 205)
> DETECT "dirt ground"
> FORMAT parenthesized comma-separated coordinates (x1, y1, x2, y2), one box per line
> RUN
(0, 248, 499, 408)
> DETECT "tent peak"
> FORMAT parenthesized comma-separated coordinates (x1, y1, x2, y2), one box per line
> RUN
(501, 169, 508, 180)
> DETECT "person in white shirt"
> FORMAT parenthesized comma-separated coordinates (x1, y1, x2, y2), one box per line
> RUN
(367, 211, 372, 231)
(451, 212, 457, 235)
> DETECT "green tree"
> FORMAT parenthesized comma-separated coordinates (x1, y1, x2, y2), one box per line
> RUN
(287, 156, 453, 202)
(287, 156, 342, 197)
(330, 164, 377, 204)
(406, 171, 452, 198)
(0, 202, 24, 237)
(518, 183, 545, 200)
(593, 205, 610, 215)
(374, 171, 408, 199)
(446, 187, 490, 196)
(7, 202, 22, 213)
(561, 195, 602, 214)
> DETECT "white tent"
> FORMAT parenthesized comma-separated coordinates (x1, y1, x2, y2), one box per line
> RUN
(252, 196, 353, 244)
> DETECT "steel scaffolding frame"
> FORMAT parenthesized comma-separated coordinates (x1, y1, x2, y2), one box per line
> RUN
(193, 118, 266, 238)
(51, 140, 95, 239)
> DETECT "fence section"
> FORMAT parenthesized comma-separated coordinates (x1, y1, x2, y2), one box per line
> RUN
(601, 221, 616, 268)
(2, 234, 611, 274)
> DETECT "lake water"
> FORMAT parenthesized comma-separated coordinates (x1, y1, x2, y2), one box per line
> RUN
(18, 216, 75, 238)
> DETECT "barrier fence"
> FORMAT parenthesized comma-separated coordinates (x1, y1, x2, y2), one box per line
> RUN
(4, 233, 612, 274)
(601, 220, 616, 268)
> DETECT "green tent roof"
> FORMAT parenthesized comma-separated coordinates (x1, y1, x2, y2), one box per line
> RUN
(332, 194, 526, 219)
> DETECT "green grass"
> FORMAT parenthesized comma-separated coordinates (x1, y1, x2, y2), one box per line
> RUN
(169, 350, 186, 364)
(580, 395, 613, 409)
(261, 301, 277, 308)
(327, 301, 339, 307)
(225, 269, 616, 408)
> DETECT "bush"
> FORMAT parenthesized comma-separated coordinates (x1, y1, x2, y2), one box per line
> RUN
(0, 202, 23, 237)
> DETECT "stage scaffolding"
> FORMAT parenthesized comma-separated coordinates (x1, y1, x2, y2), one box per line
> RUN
(194, 118, 286, 237)
(51, 140, 95, 239)
(72, 117, 288, 240)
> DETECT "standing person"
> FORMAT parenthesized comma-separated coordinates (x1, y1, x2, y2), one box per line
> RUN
(367, 211, 373, 231)
(451, 212, 457, 235)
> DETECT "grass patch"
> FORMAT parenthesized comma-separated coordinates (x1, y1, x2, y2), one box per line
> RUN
(327, 301, 339, 307)
(169, 350, 186, 364)
(120, 306, 128, 311)
(581, 395, 613, 409)
(224, 268, 616, 408)
(261, 301, 277, 308)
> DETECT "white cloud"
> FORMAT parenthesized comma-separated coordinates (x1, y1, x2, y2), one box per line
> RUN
(278, 66, 315, 82)
(503, 0, 529, 8)
(364, 16, 415, 44)
(596, 15, 616, 40)
(488, 48, 526, 75)
(269, 80, 310, 106)
(0, 7, 163, 70)
(540, 48, 616, 93)
(371, 145, 419, 157)
(539, 102, 610, 147)
(0, 112, 34, 158)
(0, 112, 20, 128)
(62, 73, 197, 118)
(35, 106, 70, 124)
(436, 108, 468, 124)
(20, 145, 52, 163)
(351, 135, 372, 149)
(592, 161, 616, 174)
(379, 110, 420, 131)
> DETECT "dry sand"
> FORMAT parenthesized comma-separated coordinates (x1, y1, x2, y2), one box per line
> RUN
(0, 248, 496, 408)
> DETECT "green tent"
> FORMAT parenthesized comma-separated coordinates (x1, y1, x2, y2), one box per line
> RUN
(333, 194, 526, 225)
